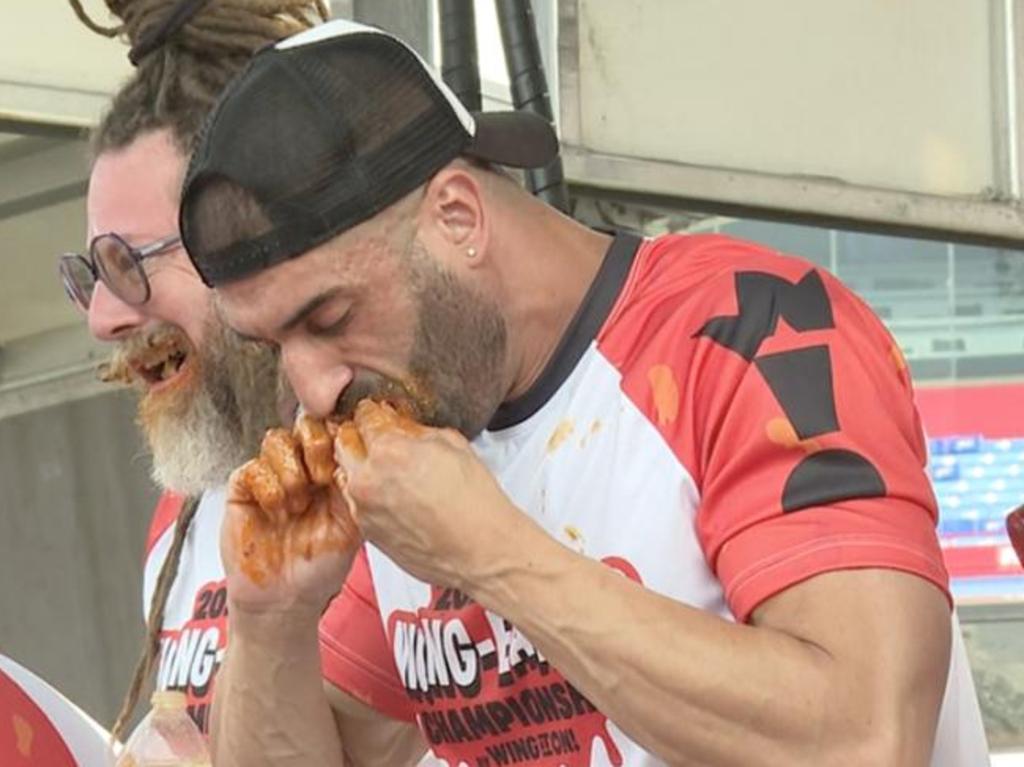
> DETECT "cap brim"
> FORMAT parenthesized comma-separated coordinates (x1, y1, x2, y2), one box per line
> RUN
(464, 110, 558, 168)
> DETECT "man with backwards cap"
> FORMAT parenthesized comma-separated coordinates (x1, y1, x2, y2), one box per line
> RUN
(181, 19, 988, 767)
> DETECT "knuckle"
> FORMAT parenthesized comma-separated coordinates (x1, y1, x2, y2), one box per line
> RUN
(443, 428, 469, 449)
(303, 437, 335, 483)
(231, 459, 255, 487)
(347, 472, 374, 503)
(335, 424, 368, 462)
(371, 433, 403, 460)
(299, 418, 329, 448)
(261, 427, 289, 453)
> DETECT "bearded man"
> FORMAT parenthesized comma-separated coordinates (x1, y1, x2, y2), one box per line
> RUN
(60, 0, 324, 740)
(177, 19, 990, 767)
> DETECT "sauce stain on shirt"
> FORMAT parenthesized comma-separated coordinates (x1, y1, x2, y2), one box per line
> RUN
(564, 524, 586, 553)
(647, 364, 679, 426)
(579, 419, 603, 448)
(765, 416, 821, 454)
(546, 419, 576, 453)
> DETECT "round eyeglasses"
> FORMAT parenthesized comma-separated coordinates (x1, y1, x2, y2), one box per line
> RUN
(58, 233, 181, 311)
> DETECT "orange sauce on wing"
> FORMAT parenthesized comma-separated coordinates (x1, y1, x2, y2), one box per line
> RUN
(237, 490, 360, 586)
(237, 398, 418, 585)
(238, 510, 284, 587)
(336, 422, 368, 461)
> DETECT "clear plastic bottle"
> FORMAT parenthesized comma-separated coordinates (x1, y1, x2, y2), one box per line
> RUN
(115, 691, 211, 767)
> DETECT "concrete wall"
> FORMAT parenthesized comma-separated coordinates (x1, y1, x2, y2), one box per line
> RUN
(576, 0, 996, 197)
(0, 390, 158, 728)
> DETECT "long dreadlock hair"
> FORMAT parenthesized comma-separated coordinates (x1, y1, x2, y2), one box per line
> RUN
(67, 0, 329, 742)
(72, 0, 329, 156)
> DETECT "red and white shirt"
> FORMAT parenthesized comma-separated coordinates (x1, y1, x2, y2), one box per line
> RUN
(317, 233, 989, 766)
(143, 488, 229, 735)
(144, 490, 381, 736)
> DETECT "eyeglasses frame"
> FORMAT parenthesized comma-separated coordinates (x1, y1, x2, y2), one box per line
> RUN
(59, 232, 182, 310)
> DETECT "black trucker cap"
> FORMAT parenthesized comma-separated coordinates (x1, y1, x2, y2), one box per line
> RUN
(180, 19, 559, 286)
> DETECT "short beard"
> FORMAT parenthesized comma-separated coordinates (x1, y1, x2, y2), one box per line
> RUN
(333, 240, 508, 439)
(132, 319, 281, 494)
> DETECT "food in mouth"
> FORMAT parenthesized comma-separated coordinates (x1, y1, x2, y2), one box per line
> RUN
(98, 329, 192, 388)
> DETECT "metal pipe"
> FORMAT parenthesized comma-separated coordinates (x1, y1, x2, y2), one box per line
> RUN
(1003, 0, 1020, 198)
(496, 0, 569, 211)
(440, 0, 482, 112)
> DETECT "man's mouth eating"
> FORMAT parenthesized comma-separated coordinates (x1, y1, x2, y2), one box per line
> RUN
(133, 344, 189, 388)
(99, 328, 195, 391)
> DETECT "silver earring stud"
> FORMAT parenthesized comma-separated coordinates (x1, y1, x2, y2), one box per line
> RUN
(467, 247, 477, 258)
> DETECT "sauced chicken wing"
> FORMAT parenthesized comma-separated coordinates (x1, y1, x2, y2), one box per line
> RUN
(229, 399, 422, 585)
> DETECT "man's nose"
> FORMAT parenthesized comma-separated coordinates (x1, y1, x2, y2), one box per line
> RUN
(87, 281, 147, 340)
(283, 349, 353, 420)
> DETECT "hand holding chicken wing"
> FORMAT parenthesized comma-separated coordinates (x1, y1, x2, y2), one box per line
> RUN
(222, 415, 360, 611)
(335, 400, 528, 592)
(224, 398, 527, 610)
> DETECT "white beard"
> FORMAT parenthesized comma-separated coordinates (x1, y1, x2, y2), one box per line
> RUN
(135, 320, 281, 495)
(145, 380, 257, 495)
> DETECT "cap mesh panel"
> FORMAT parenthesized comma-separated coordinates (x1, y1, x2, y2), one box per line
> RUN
(181, 33, 467, 285)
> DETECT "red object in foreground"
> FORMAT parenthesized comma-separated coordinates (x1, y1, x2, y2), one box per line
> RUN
(0, 667, 77, 767)
(1008, 504, 1024, 567)
(0, 654, 114, 765)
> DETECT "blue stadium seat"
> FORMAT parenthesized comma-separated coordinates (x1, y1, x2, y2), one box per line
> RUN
(938, 518, 979, 535)
(929, 434, 1023, 539)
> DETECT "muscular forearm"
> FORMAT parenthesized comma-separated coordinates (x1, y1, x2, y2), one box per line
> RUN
(467, 516, 947, 767)
(211, 602, 346, 767)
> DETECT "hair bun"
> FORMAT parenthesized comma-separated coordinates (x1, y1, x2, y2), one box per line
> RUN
(69, 0, 330, 64)
(128, 0, 210, 65)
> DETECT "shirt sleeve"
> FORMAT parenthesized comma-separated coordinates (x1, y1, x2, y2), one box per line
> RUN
(604, 235, 950, 622)
(318, 545, 415, 721)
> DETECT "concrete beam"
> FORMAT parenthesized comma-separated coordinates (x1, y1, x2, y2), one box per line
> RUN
(0, 324, 114, 421)
(563, 146, 1024, 249)
(0, 135, 89, 222)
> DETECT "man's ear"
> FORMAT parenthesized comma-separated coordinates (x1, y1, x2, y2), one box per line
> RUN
(420, 165, 488, 264)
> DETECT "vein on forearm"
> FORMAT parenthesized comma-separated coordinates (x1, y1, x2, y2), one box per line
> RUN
(213, 606, 346, 767)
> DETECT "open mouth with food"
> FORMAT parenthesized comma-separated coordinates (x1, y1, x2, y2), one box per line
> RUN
(99, 329, 195, 392)
(132, 341, 189, 388)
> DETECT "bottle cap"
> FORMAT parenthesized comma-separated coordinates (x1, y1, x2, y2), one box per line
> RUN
(150, 690, 188, 710)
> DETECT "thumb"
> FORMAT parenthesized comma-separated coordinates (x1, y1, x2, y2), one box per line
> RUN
(227, 460, 257, 505)
(333, 466, 361, 531)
